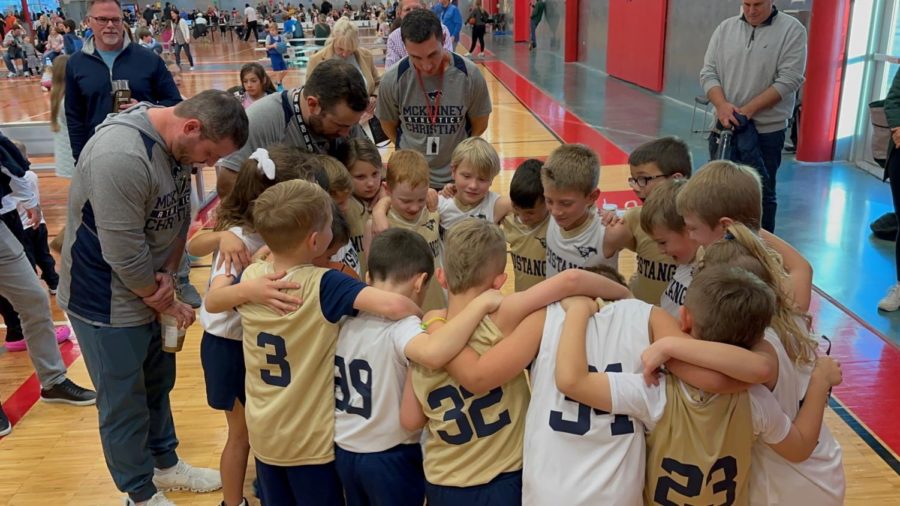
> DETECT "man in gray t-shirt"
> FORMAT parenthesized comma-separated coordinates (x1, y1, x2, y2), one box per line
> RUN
(216, 58, 370, 196)
(376, 9, 491, 188)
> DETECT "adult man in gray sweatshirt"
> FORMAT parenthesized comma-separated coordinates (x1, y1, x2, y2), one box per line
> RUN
(58, 90, 248, 506)
(700, 0, 806, 232)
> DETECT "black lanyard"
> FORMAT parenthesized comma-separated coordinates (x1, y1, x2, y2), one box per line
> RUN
(292, 87, 318, 153)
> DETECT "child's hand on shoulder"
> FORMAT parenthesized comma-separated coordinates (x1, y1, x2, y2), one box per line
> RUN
(641, 337, 677, 386)
(426, 188, 439, 212)
(241, 270, 303, 314)
(598, 207, 623, 227)
(473, 288, 504, 313)
(216, 230, 252, 274)
(440, 182, 457, 199)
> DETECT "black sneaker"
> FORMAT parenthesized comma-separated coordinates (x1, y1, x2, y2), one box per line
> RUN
(0, 404, 11, 437)
(40, 378, 97, 406)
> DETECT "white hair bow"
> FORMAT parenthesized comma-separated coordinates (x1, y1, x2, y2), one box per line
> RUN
(249, 148, 276, 180)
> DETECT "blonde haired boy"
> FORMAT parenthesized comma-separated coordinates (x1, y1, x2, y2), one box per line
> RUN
(400, 218, 633, 505)
(542, 144, 618, 276)
(204, 180, 421, 504)
(555, 266, 842, 506)
(363, 149, 445, 311)
(437, 137, 511, 233)
(639, 179, 700, 317)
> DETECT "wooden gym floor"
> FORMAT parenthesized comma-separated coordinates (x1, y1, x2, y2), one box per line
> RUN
(0, 37, 897, 504)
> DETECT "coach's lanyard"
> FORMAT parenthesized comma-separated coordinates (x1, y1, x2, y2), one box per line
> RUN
(415, 61, 445, 135)
(292, 87, 318, 153)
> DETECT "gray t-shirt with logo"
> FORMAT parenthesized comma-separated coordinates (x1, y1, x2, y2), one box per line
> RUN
(376, 53, 492, 187)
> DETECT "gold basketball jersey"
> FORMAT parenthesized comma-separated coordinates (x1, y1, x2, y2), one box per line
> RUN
(346, 197, 369, 278)
(238, 262, 339, 466)
(624, 207, 678, 305)
(645, 376, 754, 506)
(412, 315, 530, 486)
(502, 214, 549, 292)
(387, 207, 445, 312)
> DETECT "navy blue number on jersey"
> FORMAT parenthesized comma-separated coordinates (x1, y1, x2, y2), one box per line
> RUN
(549, 363, 634, 436)
(654, 456, 738, 506)
(427, 385, 511, 445)
(257, 333, 291, 387)
(334, 356, 373, 418)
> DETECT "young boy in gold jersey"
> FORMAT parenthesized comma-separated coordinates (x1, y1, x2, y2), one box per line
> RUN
(364, 149, 445, 311)
(555, 266, 842, 506)
(204, 180, 423, 505)
(501, 159, 550, 291)
(400, 218, 632, 505)
(602, 137, 692, 303)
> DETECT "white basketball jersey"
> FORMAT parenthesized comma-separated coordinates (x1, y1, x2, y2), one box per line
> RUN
(750, 331, 845, 505)
(523, 300, 652, 506)
(438, 191, 500, 234)
(660, 263, 693, 318)
(545, 212, 619, 277)
(334, 313, 422, 453)
(330, 240, 361, 277)
(199, 227, 266, 341)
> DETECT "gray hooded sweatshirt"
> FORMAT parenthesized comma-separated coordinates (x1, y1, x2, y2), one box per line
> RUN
(58, 103, 192, 327)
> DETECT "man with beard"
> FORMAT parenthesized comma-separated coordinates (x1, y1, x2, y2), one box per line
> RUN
(65, 0, 181, 163)
(58, 90, 248, 506)
(215, 58, 370, 197)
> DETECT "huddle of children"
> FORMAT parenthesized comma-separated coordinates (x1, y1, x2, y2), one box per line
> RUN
(193, 133, 844, 506)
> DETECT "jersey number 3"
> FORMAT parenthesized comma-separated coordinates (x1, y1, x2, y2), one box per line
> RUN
(549, 363, 634, 436)
(427, 385, 510, 445)
(257, 333, 291, 387)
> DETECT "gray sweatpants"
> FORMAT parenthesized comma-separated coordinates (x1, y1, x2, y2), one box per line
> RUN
(0, 221, 66, 388)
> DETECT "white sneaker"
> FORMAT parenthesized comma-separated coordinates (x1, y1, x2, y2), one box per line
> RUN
(153, 460, 221, 493)
(123, 492, 175, 505)
(878, 283, 900, 311)
(189, 66, 195, 70)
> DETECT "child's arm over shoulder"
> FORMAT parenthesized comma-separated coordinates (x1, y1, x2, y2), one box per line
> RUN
(370, 195, 391, 236)
(400, 369, 427, 431)
(647, 307, 772, 393)
(204, 268, 301, 314)
(492, 269, 632, 335)
(493, 195, 512, 224)
(337, 273, 422, 321)
(602, 219, 636, 259)
(643, 335, 775, 387)
(754, 357, 842, 462)
(441, 308, 546, 394)
(405, 290, 503, 370)
(759, 230, 813, 313)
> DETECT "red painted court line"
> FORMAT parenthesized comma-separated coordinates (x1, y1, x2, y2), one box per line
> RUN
(1, 199, 219, 437)
(484, 55, 900, 460)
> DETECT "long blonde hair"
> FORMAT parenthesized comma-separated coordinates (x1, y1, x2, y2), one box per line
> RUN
(326, 17, 359, 54)
(49, 55, 69, 133)
(698, 223, 817, 365)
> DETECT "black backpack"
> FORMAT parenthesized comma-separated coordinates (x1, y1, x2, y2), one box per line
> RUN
(871, 212, 898, 241)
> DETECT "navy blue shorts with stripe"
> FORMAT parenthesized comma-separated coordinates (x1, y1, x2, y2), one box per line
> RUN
(200, 331, 245, 411)
(425, 470, 522, 506)
(335, 443, 425, 506)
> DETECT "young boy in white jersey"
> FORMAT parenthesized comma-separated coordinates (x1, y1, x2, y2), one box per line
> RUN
(602, 137, 691, 304)
(436, 137, 511, 234)
(638, 179, 700, 317)
(364, 150, 445, 311)
(204, 180, 421, 505)
(542, 144, 619, 275)
(501, 159, 550, 291)
(335, 228, 502, 506)
(399, 218, 634, 505)
(555, 266, 842, 506)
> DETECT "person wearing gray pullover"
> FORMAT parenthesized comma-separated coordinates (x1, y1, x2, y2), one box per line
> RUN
(700, 1, 806, 232)
(58, 91, 248, 506)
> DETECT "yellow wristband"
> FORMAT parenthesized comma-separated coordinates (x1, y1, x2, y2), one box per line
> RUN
(420, 317, 447, 330)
